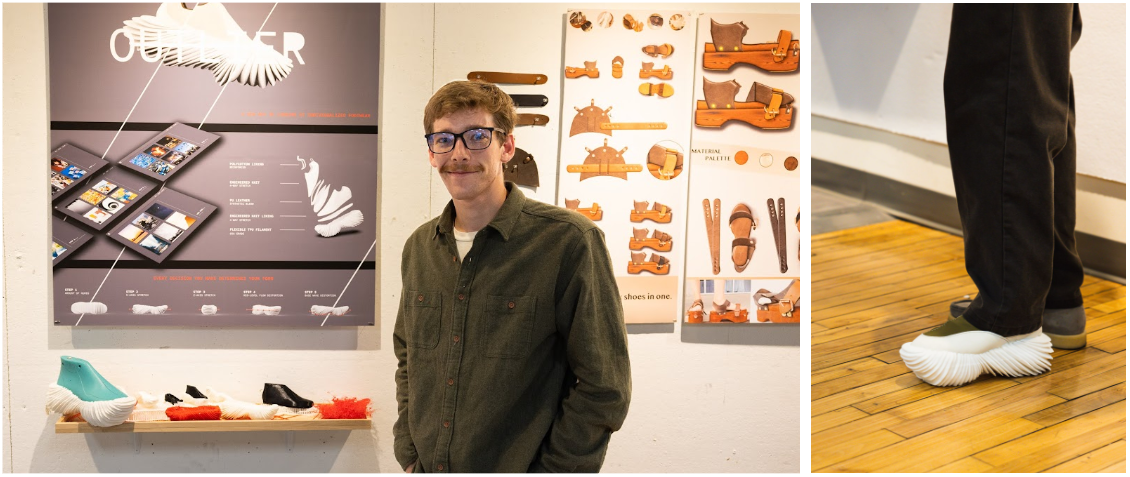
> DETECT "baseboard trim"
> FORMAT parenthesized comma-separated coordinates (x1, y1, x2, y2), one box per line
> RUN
(814, 158, 1126, 280)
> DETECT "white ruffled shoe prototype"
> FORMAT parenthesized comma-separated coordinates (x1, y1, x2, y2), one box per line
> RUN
(899, 316, 1053, 387)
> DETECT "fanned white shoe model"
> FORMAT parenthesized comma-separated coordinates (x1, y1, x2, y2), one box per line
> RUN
(120, 2, 295, 87)
(899, 317, 1053, 387)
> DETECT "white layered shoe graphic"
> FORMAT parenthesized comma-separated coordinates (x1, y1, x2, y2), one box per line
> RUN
(899, 318, 1053, 387)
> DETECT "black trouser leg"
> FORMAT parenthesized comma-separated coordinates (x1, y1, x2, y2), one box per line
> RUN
(943, 4, 1082, 336)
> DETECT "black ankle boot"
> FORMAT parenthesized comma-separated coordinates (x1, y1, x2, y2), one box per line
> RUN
(262, 383, 313, 408)
(186, 385, 208, 399)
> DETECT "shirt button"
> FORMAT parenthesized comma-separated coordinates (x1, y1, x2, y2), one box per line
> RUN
(508, 301, 515, 309)
(417, 295, 424, 302)
(443, 421, 450, 428)
(453, 335, 460, 343)
(437, 464, 444, 471)
(447, 378, 454, 386)
(458, 294, 465, 301)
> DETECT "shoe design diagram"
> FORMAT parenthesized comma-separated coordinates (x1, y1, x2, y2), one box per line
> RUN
(703, 20, 799, 72)
(696, 79, 794, 129)
(299, 157, 365, 238)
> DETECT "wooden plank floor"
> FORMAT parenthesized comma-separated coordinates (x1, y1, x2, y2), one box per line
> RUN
(811, 220, 1126, 473)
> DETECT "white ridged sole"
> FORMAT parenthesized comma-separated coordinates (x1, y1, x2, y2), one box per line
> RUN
(899, 332, 1053, 387)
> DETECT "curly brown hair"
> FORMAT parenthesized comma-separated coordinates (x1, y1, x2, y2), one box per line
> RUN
(423, 81, 517, 135)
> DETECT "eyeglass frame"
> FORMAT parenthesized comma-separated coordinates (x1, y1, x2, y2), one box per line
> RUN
(424, 127, 505, 154)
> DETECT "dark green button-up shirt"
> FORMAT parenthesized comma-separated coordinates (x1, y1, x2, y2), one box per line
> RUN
(393, 183, 631, 473)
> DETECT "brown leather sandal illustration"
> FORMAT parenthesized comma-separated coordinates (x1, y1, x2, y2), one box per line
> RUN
(639, 62, 672, 80)
(755, 279, 800, 323)
(642, 43, 674, 58)
(629, 228, 672, 252)
(565, 60, 599, 79)
(612, 56, 624, 78)
(695, 78, 794, 129)
(704, 20, 799, 72)
(565, 138, 642, 180)
(729, 203, 757, 272)
(708, 300, 749, 323)
(686, 298, 704, 323)
(630, 200, 672, 223)
(627, 251, 670, 275)
(639, 82, 675, 98)
(564, 198, 603, 221)
(646, 144, 683, 180)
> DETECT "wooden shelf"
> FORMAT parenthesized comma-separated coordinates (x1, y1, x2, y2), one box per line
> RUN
(55, 416, 371, 433)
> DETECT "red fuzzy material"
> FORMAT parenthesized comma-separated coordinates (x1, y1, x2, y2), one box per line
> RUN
(165, 405, 222, 421)
(316, 397, 372, 419)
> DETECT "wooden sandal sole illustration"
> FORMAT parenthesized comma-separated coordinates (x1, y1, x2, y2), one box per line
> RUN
(564, 199, 602, 221)
(627, 252, 670, 275)
(629, 228, 673, 252)
(639, 63, 673, 80)
(640, 82, 675, 98)
(565, 60, 599, 79)
(703, 30, 799, 72)
(708, 301, 749, 323)
(696, 78, 794, 129)
(631, 201, 673, 223)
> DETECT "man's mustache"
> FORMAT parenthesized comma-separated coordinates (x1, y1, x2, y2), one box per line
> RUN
(441, 164, 484, 173)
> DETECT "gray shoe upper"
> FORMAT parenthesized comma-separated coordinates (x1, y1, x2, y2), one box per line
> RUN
(949, 299, 1085, 335)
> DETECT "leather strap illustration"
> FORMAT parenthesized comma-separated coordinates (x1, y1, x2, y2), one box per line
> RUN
(768, 197, 788, 273)
(703, 198, 721, 275)
(509, 94, 549, 107)
(467, 71, 548, 85)
(599, 122, 667, 131)
(516, 114, 549, 126)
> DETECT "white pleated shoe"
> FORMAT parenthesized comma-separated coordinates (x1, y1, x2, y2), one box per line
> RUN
(899, 317, 1053, 387)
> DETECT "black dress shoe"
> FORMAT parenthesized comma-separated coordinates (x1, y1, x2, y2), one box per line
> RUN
(186, 385, 208, 399)
(262, 383, 313, 408)
(165, 393, 183, 405)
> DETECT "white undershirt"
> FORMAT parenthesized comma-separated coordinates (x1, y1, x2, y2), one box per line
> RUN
(453, 228, 478, 261)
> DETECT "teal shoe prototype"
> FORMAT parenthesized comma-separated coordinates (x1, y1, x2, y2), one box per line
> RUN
(47, 356, 136, 427)
(57, 356, 128, 401)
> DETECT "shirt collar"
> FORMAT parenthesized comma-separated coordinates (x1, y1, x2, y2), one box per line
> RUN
(434, 181, 524, 242)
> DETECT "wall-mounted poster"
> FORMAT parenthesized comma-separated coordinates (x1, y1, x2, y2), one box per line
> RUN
(684, 11, 801, 325)
(556, 9, 696, 325)
(48, 3, 379, 326)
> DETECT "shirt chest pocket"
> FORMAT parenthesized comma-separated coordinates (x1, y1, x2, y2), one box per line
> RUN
(479, 295, 537, 358)
(405, 291, 441, 349)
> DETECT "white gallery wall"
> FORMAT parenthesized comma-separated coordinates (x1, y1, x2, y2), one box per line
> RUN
(4, 3, 800, 473)
(812, 3, 1126, 244)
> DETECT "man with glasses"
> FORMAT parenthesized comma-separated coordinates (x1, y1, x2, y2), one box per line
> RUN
(393, 81, 631, 473)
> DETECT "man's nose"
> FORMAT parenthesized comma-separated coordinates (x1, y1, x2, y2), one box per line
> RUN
(449, 136, 471, 160)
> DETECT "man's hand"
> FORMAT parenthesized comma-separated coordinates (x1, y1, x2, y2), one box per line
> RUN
(405, 461, 415, 473)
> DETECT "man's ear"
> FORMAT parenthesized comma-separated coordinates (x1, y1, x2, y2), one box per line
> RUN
(500, 133, 516, 164)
